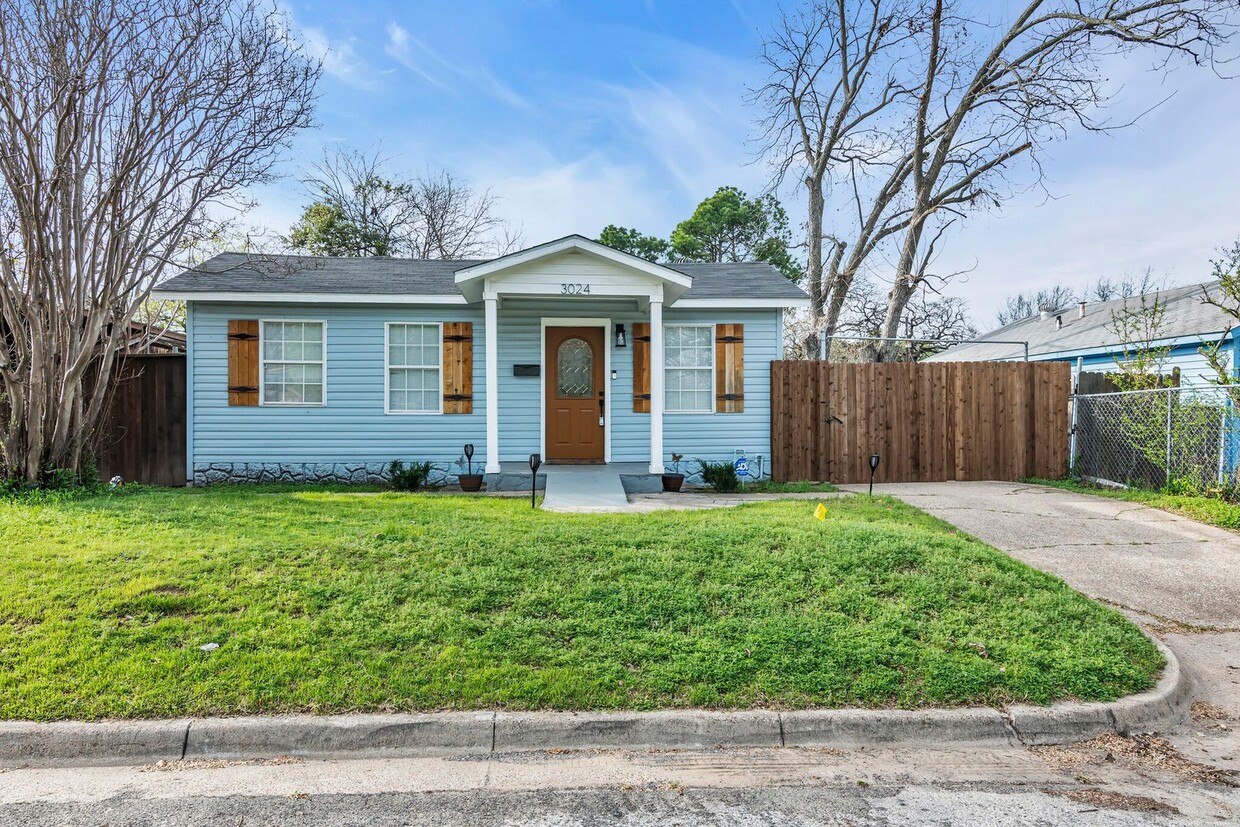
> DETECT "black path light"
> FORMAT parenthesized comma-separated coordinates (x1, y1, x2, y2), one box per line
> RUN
(868, 453, 881, 497)
(463, 443, 475, 475)
(529, 453, 542, 508)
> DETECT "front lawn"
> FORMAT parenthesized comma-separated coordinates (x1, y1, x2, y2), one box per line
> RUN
(1028, 478, 1240, 531)
(0, 487, 1160, 720)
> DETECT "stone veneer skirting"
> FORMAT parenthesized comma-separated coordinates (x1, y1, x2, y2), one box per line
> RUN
(192, 462, 461, 486)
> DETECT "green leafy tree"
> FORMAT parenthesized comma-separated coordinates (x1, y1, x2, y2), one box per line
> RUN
(597, 225, 669, 263)
(288, 201, 391, 257)
(670, 187, 802, 281)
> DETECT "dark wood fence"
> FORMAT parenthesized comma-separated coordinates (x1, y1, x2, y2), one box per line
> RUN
(770, 361, 1072, 483)
(95, 354, 186, 486)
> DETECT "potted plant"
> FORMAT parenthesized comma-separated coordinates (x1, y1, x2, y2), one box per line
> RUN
(458, 443, 484, 492)
(661, 453, 685, 493)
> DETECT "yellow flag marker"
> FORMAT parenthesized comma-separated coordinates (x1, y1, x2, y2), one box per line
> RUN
(814, 502, 828, 521)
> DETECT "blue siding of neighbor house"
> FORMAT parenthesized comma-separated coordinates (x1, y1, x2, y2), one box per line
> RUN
(188, 301, 779, 473)
(1057, 339, 1234, 387)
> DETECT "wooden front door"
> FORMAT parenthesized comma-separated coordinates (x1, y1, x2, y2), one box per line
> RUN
(545, 326, 605, 463)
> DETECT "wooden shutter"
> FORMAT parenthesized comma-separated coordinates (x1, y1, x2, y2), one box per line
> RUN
(442, 322, 473, 414)
(227, 319, 260, 406)
(632, 322, 651, 413)
(715, 323, 744, 413)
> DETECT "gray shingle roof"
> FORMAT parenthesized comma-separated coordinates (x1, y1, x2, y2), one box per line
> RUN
(156, 252, 809, 302)
(926, 281, 1234, 362)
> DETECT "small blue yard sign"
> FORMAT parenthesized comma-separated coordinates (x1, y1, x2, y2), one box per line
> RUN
(733, 454, 749, 479)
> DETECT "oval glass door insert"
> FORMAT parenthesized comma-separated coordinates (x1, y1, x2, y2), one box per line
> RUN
(556, 338, 593, 398)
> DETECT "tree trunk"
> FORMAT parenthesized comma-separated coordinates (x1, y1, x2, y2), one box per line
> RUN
(803, 175, 825, 359)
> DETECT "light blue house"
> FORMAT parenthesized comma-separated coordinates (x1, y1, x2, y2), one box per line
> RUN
(927, 281, 1240, 386)
(154, 235, 809, 485)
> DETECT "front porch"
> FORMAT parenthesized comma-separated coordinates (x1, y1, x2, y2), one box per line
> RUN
(453, 237, 689, 477)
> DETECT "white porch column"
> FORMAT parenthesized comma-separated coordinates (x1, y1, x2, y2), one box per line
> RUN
(484, 295, 501, 474)
(649, 298, 665, 474)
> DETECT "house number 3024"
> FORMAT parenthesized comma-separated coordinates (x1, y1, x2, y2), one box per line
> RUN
(560, 283, 591, 295)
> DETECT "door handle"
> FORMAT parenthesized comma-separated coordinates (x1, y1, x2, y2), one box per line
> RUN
(598, 390, 605, 425)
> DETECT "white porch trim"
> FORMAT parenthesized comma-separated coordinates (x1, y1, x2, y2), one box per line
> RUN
(484, 296, 500, 473)
(649, 299, 665, 474)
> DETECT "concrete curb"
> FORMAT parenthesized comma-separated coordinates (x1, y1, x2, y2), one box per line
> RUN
(1003, 637, 1191, 745)
(0, 640, 1189, 767)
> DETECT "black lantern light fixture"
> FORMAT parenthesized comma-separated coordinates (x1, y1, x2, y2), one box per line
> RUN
(528, 453, 542, 508)
(868, 453, 881, 496)
(614, 323, 627, 348)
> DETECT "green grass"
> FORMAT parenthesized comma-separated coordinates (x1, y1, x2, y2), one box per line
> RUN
(737, 480, 838, 493)
(1027, 478, 1240, 531)
(0, 486, 1161, 720)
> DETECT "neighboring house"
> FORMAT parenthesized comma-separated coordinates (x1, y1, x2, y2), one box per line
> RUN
(927, 281, 1240, 386)
(122, 321, 186, 354)
(152, 234, 809, 485)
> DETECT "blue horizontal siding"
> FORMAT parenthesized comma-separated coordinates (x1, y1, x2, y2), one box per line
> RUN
(190, 303, 487, 467)
(1059, 340, 1230, 388)
(189, 301, 778, 470)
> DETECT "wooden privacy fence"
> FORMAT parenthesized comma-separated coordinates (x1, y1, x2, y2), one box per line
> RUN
(771, 361, 1071, 483)
(95, 353, 186, 486)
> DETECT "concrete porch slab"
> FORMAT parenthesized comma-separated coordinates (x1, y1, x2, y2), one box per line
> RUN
(539, 463, 649, 512)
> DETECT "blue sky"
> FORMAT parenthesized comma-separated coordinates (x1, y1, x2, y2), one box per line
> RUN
(253, 0, 1240, 327)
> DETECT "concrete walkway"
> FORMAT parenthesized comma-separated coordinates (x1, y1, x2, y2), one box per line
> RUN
(539, 463, 640, 512)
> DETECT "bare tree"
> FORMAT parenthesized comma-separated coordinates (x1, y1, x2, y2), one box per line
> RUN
(408, 170, 517, 259)
(289, 146, 520, 259)
(875, 0, 1234, 359)
(996, 285, 1080, 326)
(0, 0, 318, 483)
(753, 0, 923, 358)
(996, 270, 1165, 325)
(839, 275, 977, 360)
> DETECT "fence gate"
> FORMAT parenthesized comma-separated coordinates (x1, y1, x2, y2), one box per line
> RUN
(770, 361, 1071, 483)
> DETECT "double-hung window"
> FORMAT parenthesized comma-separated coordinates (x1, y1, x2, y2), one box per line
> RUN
(387, 323, 442, 414)
(261, 320, 326, 405)
(664, 325, 714, 413)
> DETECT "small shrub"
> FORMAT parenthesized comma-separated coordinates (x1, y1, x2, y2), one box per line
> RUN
(388, 460, 434, 491)
(698, 459, 740, 493)
(1163, 476, 1199, 497)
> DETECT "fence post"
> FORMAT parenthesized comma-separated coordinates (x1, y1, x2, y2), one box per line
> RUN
(1164, 388, 1173, 485)
(1218, 403, 1229, 486)
(1068, 357, 1081, 476)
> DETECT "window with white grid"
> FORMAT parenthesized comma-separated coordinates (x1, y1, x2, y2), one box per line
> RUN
(261, 321, 325, 405)
(387, 323, 441, 413)
(664, 325, 713, 413)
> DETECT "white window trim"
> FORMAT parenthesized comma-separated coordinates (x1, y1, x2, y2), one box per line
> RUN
(384, 321, 445, 415)
(664, 323, 715, 414)
(258, 319, 328, 407)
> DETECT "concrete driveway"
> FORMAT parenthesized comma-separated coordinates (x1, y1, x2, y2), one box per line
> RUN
(845, 480, 1240, 771)
(845, 481, 1240, 630)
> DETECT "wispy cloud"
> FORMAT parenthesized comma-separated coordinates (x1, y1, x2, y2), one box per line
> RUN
(279, 0, 378, 92)
(302, 27, 377, 90)
(384, 22, 533, 111)
(383, 22, 457, 94)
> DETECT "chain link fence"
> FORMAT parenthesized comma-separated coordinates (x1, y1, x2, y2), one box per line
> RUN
(1072, 384, 1240, 493)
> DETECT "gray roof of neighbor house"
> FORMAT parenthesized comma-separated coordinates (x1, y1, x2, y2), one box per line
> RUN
(926, 280, 1235, 362)
(156, 251, 809, 302)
